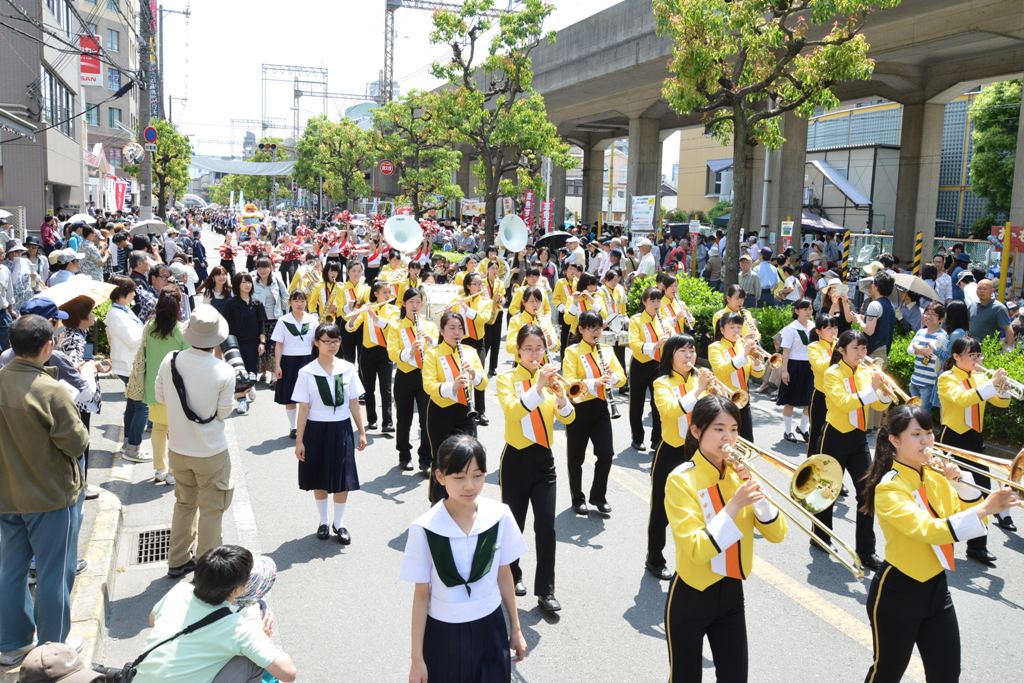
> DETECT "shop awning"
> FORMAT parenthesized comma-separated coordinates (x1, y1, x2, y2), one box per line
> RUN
(806, 159, 871, 209)
(707, 158, 733, 173)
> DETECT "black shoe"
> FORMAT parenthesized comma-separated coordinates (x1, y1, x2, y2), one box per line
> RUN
(514, 580, 527, 597)
(810, 540, 834, 554)
(591, 501, 612, 516)
(537, 594, 562, 613)
(966, 547, 997, 566)
(400, 460, 414, 472)
(858, 553, 883, 572)
(645, 562, 673, 581)
(795, 426, 810, 443)
(488, 369, 497, 377)
(418, 463, 431, 477)
(784, 431, 800, 443)
(631, 441, 645, 451)
(839, 486, 849, 499)
(167, 559, 196, 578)
(289, 428, 297, 439)
(334, 526, 351, 545)
(381, 423, 395, 433)
(573, 502, 589, 516)
(366, 423, 377, 431)
(994, 516, 1017, 532)
(316, 524, 330, 540)
(618, 387, 629, 396)
(475, 415, 490, 427)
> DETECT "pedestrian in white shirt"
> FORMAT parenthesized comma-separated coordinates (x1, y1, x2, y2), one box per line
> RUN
(933, 254, 953, 302)
(635, 239, 657, 277)
(565, 236, 586, 269)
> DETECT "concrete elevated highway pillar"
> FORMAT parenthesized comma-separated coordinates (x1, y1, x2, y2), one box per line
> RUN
(893, 102, 944, 262)
(626, 117, 662, 229)
(1010, 93, 1024, 227)
(581, 147, 604, 226)
(550, 163, 566, 231)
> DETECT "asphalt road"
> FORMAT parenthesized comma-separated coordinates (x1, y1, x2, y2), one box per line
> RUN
(97, 227, 1024, 682)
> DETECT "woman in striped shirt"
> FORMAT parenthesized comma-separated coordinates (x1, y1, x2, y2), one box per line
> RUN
(907, 302, 948, 410)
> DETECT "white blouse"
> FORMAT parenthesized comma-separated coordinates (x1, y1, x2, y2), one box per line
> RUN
(270, 313, 319, 356)
(290, 357, 363, 422)
(779, 319, 814, 361)
(400, 497, 526, 624)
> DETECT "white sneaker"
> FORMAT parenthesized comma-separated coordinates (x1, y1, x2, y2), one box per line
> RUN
(122, 446, 153, 463)
(65, 635, 84, 653)
(154, 470, 177, 486)
(164, 473, 176, 486)
(247, 387, 256, 401)
(0, 641, 36, 666)
(236, 398, 249, 415)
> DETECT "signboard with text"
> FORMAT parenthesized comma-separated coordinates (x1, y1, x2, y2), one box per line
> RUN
(80, 35, 101, 85)
(631, 195, 656, 232)
(541, 200, 553, 232)
(460, 198, 485, 217)
(522, 189, 535, 228)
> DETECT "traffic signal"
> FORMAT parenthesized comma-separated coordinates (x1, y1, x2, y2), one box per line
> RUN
(258, 143, 278, 153)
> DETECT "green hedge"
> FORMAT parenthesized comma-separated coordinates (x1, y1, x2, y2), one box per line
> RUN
(91, 299, 112, 358)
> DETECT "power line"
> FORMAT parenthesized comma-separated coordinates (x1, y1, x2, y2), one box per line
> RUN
(0, 81, 133, 145)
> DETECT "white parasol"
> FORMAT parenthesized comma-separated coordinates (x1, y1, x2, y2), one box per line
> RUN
(130, 219, 169, 237)
(37, 276, 116, 307)
(66, 213, 96, 225)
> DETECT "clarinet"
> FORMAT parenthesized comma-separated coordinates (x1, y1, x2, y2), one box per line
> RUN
(454, 342, 478, 417)
(597, 343, 621, 419)
(412, 312, 424, 366)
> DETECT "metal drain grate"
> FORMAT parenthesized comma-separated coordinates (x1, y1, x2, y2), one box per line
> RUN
(134, 528, 172, 565)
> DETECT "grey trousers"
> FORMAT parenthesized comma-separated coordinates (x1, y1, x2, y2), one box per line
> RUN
(212, 655, 264, 682)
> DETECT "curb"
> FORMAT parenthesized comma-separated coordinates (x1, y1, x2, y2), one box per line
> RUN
(1, 490, 123, 683)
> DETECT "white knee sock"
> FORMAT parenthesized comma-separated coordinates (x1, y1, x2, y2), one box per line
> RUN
(799, 411, 809, 432)
(333, 503, 347, 529)
(784, 414, 793, 433)
(286, 408, 296, 429)
(315, 498, 328, 526)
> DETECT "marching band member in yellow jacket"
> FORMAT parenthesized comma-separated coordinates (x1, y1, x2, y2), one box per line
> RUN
(422, 311, 487, 502)
(452, 254, 478, 288)
(308, 261, 347, 324)
(656, 273, 692, 335)
(505, 287, 559, 358)
(806, 312, 838, 458)
(598, 270, 630, 376)
(562, 311, 626, 517)
(711, 284, 760, 340)
(449, 272, 493, 425)
(664, 395, 787, 682)
(861, 404, 1016, 683)
(337, 261, 370, 363)
(345, 280, 399, 433)
(562, 273, 606, 339)
(387, 286, 438, 474)
(628, 287, 668, 451)
(496, 322, 575, 613)
(481, 259, 507, 377)
(393, 260, 425, 304)
(552, 261, 581, 355)
(708, 311, 765, 441)
(508, 266, 552, 317)
(937, 334, 1013, 565)
(646, 334, 711, 581)
(815, 329, 891, 571)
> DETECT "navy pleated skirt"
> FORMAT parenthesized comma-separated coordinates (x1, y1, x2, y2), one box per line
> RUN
(299, 418, 359, 493)
(275, 354, 314, 405)
(776, 358, 813, 407)
(423, 606, 511, 683)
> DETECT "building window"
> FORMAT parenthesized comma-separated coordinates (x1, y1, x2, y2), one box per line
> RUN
(46, 0, 73, 35)
(706, 168, 724, 196)
(108, 147, 122, 167)
(107, 29, 119, 52)
(107, 67, 121, 92)
(85, 104, 100, 126)
(109, 107, 122, 129)
(39, 67, 76, 139)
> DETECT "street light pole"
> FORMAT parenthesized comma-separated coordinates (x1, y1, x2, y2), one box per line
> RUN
(158, 4, 191, 120)
(139, 0, 153, 219)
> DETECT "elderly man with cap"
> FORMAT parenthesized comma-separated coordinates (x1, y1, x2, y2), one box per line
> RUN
(163, 225, 182, 263)
(4, 239, 35, 308)
(46, 249, 84, 287)
(737, 254, 761, 308)
(635, 238, 657, 277)
(155, 304, 238, 579)
(956, 270, 978, 307)
(566, 235, 586, 269)
(0, 314, 90, 666)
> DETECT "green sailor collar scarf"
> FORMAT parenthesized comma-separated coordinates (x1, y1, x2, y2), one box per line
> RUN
(416, 498, 505, 596)
(314, 369, 346, 412)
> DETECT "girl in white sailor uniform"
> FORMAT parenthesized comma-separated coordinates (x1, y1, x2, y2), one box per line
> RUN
(402, 435, 528, 683)
(272, 290, 318, 439)
(292, 323, 367, 545)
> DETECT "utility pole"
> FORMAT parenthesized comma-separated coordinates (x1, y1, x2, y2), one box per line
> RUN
(158, 4, 191, 119)
(139, 0, 153, 219)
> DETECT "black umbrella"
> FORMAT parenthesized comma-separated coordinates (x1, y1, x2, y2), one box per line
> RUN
(534, 230, 573, 251)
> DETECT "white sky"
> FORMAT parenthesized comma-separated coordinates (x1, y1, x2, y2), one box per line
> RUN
(163, 0, 679, 178)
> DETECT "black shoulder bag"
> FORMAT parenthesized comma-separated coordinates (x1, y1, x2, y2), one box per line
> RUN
(170, 352, 217, 424)
(92, 607, 233, 681)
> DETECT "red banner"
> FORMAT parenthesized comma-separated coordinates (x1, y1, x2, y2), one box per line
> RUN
(522, 189, 535, 228)
(80, 35, 101, 85)
(991, 224, 1024, 252)
(541, 200, 553, 232)
(113, 179, 127, 212)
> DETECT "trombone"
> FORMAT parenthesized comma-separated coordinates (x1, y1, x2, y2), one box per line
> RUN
(723, 438, 864, 579)
(977, 365, 1024, 400)
(746, 338, 784, 369)
(706, 372, 749, 409)
(925, 444, 1024, 496)
(860, 356, 921, 406)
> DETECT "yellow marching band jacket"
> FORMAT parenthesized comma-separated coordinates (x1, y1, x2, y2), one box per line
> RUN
(807, 339, 835, 392)
(628, 310, 669, 364)
(654, 371, 701, 448)
(386, 315, 440, 374)
(422, 342, 488, 409)
(708, 337, 765, 395)
(505, 311, 559, 357)
(561, 339, 627, 404)
(822, 360, 891, 433)
(938, 365, 1010, 435)
(665, 449, 788, 590)
(346, 301, 400, 349)
(562, 291, 606, 336)
(496, 363, 575, 451)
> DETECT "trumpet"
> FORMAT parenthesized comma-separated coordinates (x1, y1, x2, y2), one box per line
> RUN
(549, 374, 588, 403)
(746, 338, 784, 369)
(977, 365, 1024, 400)
(454, 342, 478, 417)
(859, 356, 921, 406)
(724, 439, 864, 578)
(706, 371, 750, 409)
(925, 444, 1024, 497)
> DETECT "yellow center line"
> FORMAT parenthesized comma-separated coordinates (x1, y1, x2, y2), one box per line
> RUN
(607, 466, 926, 682)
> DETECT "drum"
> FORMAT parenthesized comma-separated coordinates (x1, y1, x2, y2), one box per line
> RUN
(423, 283, 460, 323)
(600, 331, 620, 347)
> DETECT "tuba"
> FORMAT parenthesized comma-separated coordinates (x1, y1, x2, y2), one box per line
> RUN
(497, 214, 529, 253)
(383, 214, 424, 254)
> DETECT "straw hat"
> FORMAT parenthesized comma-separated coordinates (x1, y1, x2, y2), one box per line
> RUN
(183, 304, 229, 348)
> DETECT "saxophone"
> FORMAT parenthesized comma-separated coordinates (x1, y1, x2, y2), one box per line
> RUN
(596, 343, 621, 419)
(454, 342, 478, 417)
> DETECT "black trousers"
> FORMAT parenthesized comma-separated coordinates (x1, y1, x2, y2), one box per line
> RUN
(566, 399, 614, 506)
(483, 318, 502, 375)
(737, 404, 753, 442)
(938, 427, 991, 552)
(613, 344, 628, 388)
(864, 564, 960, 683)
(461, 337, 487, 416)
(806, 389, 827, 458)
(815, 424, 876, 556)
(557, 311, 570, 363)
(426, 402, 477, 503)
(501, 444, 556, 596)
(340, 326, 359, 363)
(359, 346, 393, 427)
(666, 575, 747, 683)
(629, 358, 662, 446)
(394, 369, 429, 467)
(647, 441, 689, 569)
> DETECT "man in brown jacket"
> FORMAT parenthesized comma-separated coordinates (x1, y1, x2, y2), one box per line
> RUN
(0, 314, 90, 666)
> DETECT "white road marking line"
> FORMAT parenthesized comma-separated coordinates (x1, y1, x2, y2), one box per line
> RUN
(225, 417, 261, 554)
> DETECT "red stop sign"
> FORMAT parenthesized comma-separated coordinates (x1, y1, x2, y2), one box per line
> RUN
(379, 160, 395, 176)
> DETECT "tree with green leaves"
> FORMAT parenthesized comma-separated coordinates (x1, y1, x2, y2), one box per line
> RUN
(372, 90, 463, 219)
(150, 119, 192, 218)
(212, 137, 291, 209)
(294, 115, 371, 211)
(430, 0, 573, 246)
(653, 0, 900, 285)
(970, 80, 1021, 217)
